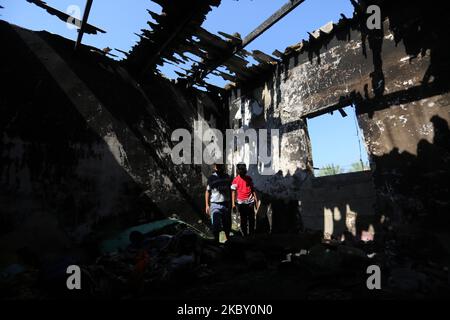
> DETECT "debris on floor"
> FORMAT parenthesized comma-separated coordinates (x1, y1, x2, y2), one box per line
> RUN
(1, 216, 449, 300)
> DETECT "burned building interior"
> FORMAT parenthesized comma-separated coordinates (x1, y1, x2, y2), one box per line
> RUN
(1, 0, 450, 301)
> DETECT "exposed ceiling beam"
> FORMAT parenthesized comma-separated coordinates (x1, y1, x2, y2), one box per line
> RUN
(26, 0, 104, 35)
(189, 0, 306, 85)
(241, 0, 306, 48)
(74, 0, 94, 50)
(140, 13, 194, 77)
(251, 50, 279, 64)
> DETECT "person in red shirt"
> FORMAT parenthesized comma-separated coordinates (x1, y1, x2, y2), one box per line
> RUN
(231, 163, 259, 237)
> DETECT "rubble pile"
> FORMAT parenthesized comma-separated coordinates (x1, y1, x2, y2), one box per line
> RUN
(1, 218, 450, 300)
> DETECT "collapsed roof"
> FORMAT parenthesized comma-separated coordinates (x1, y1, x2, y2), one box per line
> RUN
(24, 0, 393, 90)
(125, 0, 308, 88)
(122, 0, 379, 90)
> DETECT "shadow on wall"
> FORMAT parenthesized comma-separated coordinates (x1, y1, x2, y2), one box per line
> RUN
(36, 30, 206, 220)
(322, 204, 378, 242)
(307, 115, 450, 241)
(231, 0, 450, 120)
(0, 24, 166, 261)
(0, 22, 219, 262)
(380, 0, 450, 88)
(372, 115, 450, 229)
(227, 0, 450, 239)
(298, 170, 377, 240)
(325, 0, 450, 95)
(338, 1, 450, 233)
(345, 2, 450, 234)
(244, 167, 378, 240)
(229, 163, 310, 235)
(352, 0, 450, 116)
(254, 113, 450, 238)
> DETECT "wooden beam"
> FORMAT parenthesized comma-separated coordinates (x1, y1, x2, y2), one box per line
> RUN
(195, 27, 229, 50)
(251, 50, 279, 64)
(272, 49, 284, 58)
(195, 80, 227, 95)
(222, 61, 253, 80)
(140, 14, 194, 77)
(218, 31, 243, 45)
(211, 70, 237, 82)
(188, 0, 306, 85)
(242, 0, 306, 48)
(147, 10, 166, 24)
(115, 48, 130, 58)
(75, 0, 94, 50)
(177, 43, 208, 60)
(26, 0, 104, 35)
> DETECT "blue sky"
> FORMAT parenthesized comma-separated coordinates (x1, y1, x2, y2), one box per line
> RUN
(307, 106, 369, 171)
(1, 0, 369, 171)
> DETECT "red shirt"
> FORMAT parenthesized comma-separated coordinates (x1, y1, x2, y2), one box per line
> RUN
(231, 175, 255, 203)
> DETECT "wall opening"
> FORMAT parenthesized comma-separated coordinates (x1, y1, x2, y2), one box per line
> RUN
(307, 105, 370, 177)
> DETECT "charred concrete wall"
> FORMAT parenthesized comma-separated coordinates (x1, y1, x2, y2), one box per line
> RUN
(358, 92, 450, 227)
(227, 0, 450, 234)
(0, 21, 223, 260)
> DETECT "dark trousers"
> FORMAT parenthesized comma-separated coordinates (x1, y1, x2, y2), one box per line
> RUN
(238, 202, 255, 236)
(210, 202, 231, 242)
